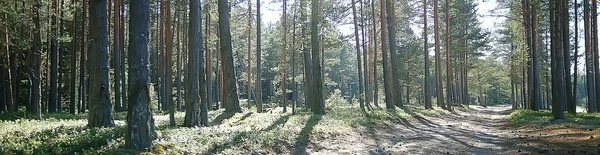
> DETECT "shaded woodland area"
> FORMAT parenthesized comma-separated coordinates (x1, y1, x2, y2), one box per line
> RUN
(0, 0, 599, 154)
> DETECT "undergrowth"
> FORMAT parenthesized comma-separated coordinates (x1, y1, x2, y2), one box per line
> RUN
(0, 99, 432, 154)
(508, 110, 600, 128)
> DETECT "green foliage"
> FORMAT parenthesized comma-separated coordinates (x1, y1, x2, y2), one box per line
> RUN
(508, 110, 600, 127)
(0, 98, 429, 154)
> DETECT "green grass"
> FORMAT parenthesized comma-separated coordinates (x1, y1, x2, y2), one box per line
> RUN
(508, 110, 600, 127)
(0, 100, 424, 154)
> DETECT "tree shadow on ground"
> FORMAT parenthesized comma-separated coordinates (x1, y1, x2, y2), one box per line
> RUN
(263, 114, 291, 131)
(293, 114, 322, 155)
(205, 114, 294, 154)
(211, 111, 236, 126)
(233, 112, 253, 124)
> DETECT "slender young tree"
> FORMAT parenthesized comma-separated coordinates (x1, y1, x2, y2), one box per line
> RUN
(71, 0, 78, 114)
(282, 0, 288, 113)
(177, 4, 183, 112)
(219, 0, 241, 112)
(205, 2, 212, 111)
(120, 0, 126, 111)
(80, 0, 87, 113)
(352, 0, 365, 110)
(88, 0, 115, 127)
(256, 0, 263, 112)
(444, 0, 452, 109)
(434, 0, 445, 109)
(292, 0, 298, 114)
(361, 0, 370, 107)
(126, 0, 156, 150)
(164, 0, 175, 127)
(423, 0, 432, 109)
(592, 0, 600, 112)
(571, 0, 578, 114)
(371, 0, 378, 107)
(114, 0, 122, 112)
(49, 0, 59, 113)
(247, 0, 252, 109)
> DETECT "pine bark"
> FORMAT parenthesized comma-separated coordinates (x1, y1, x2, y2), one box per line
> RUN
(434, 0, 445, 109)
(282, 0, 288, 113)
(386, 0, 402, 107)
(49, 0, 59, 113)
(352, 0, 365, 110)
(80, 0, 87, 113)
(219, 0, 241, 112)
(126, 0, 156, 150)
(247, 0, 252, 109)
(380, 0, 393, 110)
(584, 0, 596, 112)
(256, 0, 263, 112)
(310, 0, 324, 114)
(423, 0, 432, 109)
(88, 0, 115, 127)
(114, 0, 122, 112)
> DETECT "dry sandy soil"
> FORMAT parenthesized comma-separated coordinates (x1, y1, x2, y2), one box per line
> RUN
(299, 105, 600, 155)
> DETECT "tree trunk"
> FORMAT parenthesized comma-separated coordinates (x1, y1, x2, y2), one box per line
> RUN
(165, 0, 176, 127)
(301, 0, 313, 109)
(184, 0, 208, 126)
(592, 0, 600, 112)
(88, 0, 115, 127)
(551, 0, 566, 119)
(380, 0, 393, 110)
(256, 0, 263, 112)
(386, 0, 402, 108)
(126, 0, 157, 150)
(584, 0, 596, 113)
(434, 0, 445, 109)
(49, 0, 59, 113)
(282, 0, 288, 113)
(114, 0, 122, 112)
(70, 0, 78, 114)
(560, 0, 571, 112)
(292, 0, 298, 114)
(361, 0, 370, 108)
(246, 0, 252, 109)
(80, 0, 87, 114)
(571, 0, 579, 114)
(444, 0, 451, 109)
(351, 0, 365, 110)
(423, 0, 432, 109)
(310, 0, 324, 114)
(177, 3, 183, 112)
(371, 0, 378, 107)
(120, 0, 126, 111)
(205, 3, 213, 111)
(30, 0, 42, 118)
(219, 0, 241, 112)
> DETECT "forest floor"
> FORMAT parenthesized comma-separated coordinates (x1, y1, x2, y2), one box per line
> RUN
(313, 104, 600, 155)
(1, 102, 599, 154)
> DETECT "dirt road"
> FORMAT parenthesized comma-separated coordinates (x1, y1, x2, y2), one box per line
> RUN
(305, 105, 600, 155)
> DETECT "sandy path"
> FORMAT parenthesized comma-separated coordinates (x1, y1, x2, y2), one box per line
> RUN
(305, 105, 557, 155)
